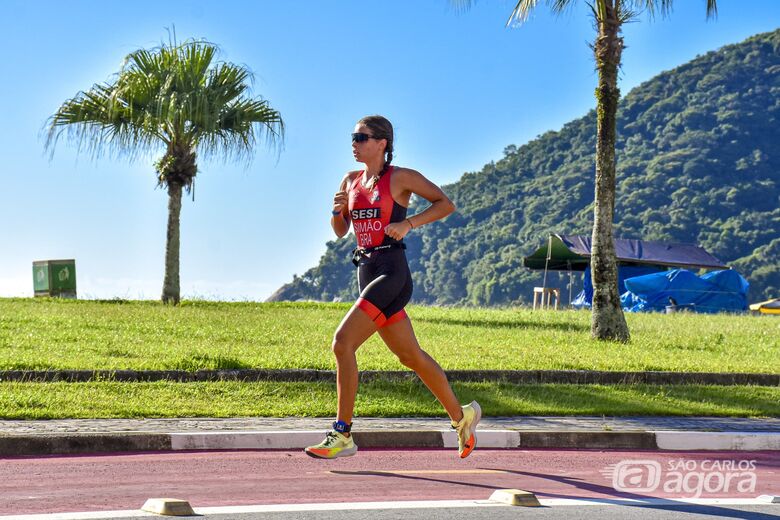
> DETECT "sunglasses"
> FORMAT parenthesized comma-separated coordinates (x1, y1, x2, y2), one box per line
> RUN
(351, 133, 381, 143)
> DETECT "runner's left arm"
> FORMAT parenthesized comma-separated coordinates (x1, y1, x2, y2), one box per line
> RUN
(384, 169, 455, 240)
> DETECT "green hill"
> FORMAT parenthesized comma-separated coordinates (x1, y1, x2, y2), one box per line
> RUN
(270, 28, 780, 306)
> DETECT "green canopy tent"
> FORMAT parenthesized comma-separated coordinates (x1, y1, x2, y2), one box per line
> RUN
(523, 234, 728, 305)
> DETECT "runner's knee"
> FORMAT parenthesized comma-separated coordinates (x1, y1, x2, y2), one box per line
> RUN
(395, 347, 426, 370)
(331, 331, 356, 358)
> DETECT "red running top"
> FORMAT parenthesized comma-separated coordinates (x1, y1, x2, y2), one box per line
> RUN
(347, 166, 407, 249)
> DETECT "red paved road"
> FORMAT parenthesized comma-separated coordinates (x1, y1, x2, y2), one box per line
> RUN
(1, 449, 778, 515)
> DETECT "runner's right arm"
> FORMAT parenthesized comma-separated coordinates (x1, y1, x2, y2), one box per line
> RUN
(331, 173, 354, 238)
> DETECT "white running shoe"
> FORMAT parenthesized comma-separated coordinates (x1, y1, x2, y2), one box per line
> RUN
(452, 400, 481, 458)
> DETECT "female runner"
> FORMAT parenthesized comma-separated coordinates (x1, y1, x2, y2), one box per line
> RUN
(305, 115, 481, 459)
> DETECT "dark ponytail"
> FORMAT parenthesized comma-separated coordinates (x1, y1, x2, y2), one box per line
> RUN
(357, 115, 394, 174)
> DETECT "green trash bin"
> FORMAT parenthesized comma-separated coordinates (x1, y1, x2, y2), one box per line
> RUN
(33, 259, 77, 298)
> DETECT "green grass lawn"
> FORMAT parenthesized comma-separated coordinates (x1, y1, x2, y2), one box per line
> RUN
(1, 381, 778, 419)
(0, 298, 777, 373)
(0, 298, 778, 419)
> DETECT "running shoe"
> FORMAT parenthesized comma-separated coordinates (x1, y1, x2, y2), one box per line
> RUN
(304, 430, 358, 459)
(452, 400, 481, 458)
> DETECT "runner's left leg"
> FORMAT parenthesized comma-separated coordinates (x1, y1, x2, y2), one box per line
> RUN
(377, 316, 463, 423)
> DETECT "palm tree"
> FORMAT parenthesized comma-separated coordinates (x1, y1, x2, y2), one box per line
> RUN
(46, 38, 284, 304)
(457, 0, 717, 341)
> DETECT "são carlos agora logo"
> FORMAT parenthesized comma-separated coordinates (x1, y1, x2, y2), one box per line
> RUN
(601, 459, 757, 498)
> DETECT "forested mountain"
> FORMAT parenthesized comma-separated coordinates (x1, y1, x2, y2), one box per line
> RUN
(269, 29, 780, 306)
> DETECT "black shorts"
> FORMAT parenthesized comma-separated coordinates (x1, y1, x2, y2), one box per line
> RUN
(355, 248, 413, 327)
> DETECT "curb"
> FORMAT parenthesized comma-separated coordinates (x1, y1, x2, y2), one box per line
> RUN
(2, 430, 779, 456)
(654, 431, 780, 451)
(1, 369, 778, 386)
(0, 433, 171, 456)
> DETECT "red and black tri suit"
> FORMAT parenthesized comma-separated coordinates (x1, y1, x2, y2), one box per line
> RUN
(347, 166, 412, 328)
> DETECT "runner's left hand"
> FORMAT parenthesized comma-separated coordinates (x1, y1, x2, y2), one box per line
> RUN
(384, 221, 412, 241)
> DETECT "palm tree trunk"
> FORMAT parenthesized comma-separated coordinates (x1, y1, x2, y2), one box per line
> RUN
(591, 1, 629, 341)
(161, 180, 182, 304)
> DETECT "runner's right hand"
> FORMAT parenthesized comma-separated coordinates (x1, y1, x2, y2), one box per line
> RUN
(333, 191, 348, 215)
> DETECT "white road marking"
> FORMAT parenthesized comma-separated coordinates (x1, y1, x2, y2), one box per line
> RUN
(1, 496, 776, 518)
(539, 497, 778, 506)
(0, 501, 504, 519)
(0, 511, 157, 520)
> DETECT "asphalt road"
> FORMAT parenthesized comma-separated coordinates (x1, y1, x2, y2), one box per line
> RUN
(197, 504, 780, 520)
(0, 448, 778, 518)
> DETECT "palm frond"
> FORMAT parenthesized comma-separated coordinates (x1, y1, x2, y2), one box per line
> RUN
(46, 37, 284, 167)
(45, 81, 162, 160)
(196, 97, 284, 163)
(450, 0, 576, 26)
(635, 0, 673, 20)
(632, 0, 716, 21)
(617, 3, 640, 24)
(448, 0, 475, 13)
(508, 0, 578, 26)
(508, 0, 539, 26)
(706, 0, 718, 19)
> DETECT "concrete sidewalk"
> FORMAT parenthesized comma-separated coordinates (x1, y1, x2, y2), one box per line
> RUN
(1, 416, 779, 456)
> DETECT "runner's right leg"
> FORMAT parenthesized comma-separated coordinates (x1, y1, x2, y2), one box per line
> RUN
(305, 304, 376, 459)
(332, 305, 377, 425)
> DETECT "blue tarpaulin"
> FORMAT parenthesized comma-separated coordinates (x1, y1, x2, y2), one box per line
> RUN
(572, 265, 664, 309)
(621, 269, 749, 313)
(526, 234, 738, 312)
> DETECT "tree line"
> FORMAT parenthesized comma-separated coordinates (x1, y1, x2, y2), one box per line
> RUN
(271, 27, 780, 307)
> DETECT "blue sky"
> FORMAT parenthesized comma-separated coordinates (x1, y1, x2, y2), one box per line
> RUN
(1, 1, 778, 301)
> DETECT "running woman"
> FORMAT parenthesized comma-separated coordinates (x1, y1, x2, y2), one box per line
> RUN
(305, 115, 481, 460)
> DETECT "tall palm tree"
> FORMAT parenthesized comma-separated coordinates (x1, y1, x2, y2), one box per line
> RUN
(456, 0, 717, 341)
(46, 38, 284, 304)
